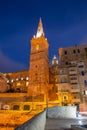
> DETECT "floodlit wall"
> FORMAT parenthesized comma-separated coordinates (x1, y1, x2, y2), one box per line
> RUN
(15, 110, 46, 130)
(47, 106, 76, 118)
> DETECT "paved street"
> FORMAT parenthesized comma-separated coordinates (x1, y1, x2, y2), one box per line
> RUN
(45, 116, 87, 130)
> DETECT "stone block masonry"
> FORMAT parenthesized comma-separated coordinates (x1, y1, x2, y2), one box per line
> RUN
(47, 106, 76, 118)
(15, 110, 46, 130)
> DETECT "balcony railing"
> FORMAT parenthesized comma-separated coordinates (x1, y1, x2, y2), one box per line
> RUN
(69, 71, 77, 75)
(57, 72, 68, 75)
(71, 89, 80, 93)
(72, 99, 80, 102)
(58, 81, 68, 84)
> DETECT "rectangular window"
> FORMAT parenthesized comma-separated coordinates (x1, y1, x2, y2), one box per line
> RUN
(84, 80, 87, 86)
(78, 65, 84, 68)
(65, 62, 68, 65)
(64, 51, 67, 55)
(85, 48, 87, 52)
(81, 71, 85, 76)
(74, 96, 76, 99)
(70, 77, 77, 80)
(85, 90, 87, 95)
(77, 49, 80, 53)
(73, 50, 76, 53)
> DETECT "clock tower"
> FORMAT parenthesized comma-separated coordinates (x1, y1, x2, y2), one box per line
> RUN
(28, 18, 49, 100)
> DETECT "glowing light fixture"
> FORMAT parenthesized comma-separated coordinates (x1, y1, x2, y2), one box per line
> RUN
(26, 77, 29, 80)
(21, 77, 23, 80)
(11, 79, 13, 82)
(33, 35, 35, 38)
(17, 82, 21, 86)
(36, 44, 39, 50)
(16, 78, 18, 81)
(26, 82, 29, 86)
(78, 120, 82, 125)
(7, 80, 9, 83)
(85, 90, 87, 95)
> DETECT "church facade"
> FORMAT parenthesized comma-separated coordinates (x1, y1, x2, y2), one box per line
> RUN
(0, 18, 87, 110)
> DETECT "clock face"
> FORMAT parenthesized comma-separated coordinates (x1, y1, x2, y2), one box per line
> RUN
(36, 44, 39, 50)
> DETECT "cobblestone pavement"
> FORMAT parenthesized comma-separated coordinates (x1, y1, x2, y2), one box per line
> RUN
(45, 117, 87, 130)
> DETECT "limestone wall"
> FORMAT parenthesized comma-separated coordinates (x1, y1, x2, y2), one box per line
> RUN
(15, 110, 46, 130)
(80, 103, 87, 112)
(0, 72, 8, 92)
(0, 93, 27, 97)
(47, 106, 76, 118)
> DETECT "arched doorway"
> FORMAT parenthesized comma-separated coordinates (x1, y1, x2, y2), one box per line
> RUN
(63, 95, 68, 106)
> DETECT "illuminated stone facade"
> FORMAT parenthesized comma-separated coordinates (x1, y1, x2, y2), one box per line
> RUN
(59, 45, 87, 66)
(51, 57, 79, 105)
(0, 19, 87, 110)
(58, 46, 87, 105)
(28, 18, 49, 99)
(0, 72, 9, 92)
(4, 70, 29, 93)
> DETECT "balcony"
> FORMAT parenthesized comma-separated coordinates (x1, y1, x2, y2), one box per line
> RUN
(57, 72, 67, 75)
(69, 71, 77, 75)
(58, 81, 68, 84)
(60, 90, 69, 92)
(71, 89, 80, 93)
(72, 99, 80, 103)
(70, 82, 78, 85)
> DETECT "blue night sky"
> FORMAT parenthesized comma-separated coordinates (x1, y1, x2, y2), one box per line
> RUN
(0, 0, 87, 73)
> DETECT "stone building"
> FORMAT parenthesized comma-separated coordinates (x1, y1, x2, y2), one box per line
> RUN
(0, 72, 9, 92)
(4, 70, 29, 93)
(58, 45, 87, 109)
(59, 45, 87, 66)
(0, 18, 87, 110)
(28, 18, 49, 101)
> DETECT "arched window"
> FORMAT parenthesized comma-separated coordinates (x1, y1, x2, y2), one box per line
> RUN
(64, 51, 67, 55)
(61, 77, 67, 83)
(24, 105, 30, 110)
(13, 105, 20, 110)
(73, 50, 76, 53)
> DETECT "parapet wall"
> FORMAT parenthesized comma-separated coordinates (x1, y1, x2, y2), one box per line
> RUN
(15, 110, 46, 130)
(47, 106, 76, 118)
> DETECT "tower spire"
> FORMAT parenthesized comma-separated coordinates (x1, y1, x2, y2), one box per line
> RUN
(36, 18, 44, 38)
